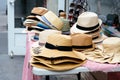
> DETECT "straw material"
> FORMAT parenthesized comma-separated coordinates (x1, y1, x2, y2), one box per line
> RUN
(30, 34, 86, 71)
(71, 33, 95, 51)
(44, 11, 64, 30)
(82, 37, 120, 63)
(30, 58, 86, 71)
(31, 7, 48, 16)
(70, 12, 102, 33)
(70, 11, 104, 43)
(39, 29, 62, 44)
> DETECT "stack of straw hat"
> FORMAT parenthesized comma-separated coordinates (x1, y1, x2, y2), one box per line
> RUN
(70, 12, 104, 44)
(30, 34, 86, 71)
(23, 7, 64, 32)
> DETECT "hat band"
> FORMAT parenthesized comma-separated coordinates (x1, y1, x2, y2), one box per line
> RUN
(76, 23, 99, 31)
(86, 28, 100, 34)
(30, 13, 41, 16)
(27, 27, 44, 31)
(72, 44, 93, 49)
(26, 17, 40, 21)
(45, 42, 72, 51)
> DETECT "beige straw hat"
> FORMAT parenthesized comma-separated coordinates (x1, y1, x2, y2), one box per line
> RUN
(39, 29, 62, 44)
(43, 11, 64, 30)
(71, 33, 95, 51)
(82, 37, 120, 63)
(31, 7, 48, 16)
(32, 34, 86, 59)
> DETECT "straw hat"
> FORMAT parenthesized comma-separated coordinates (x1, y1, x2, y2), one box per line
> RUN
(70, 11, 102, 34)
(30, 34, 86, 71)
(43, 11, 64, 30)
(82, 37, 120, 63)
(71, 33, 95, 51)
(30, 58, 86, 71)
(31, 7, 48, 16)
(32, 34, 86, 59)
(39, 29, 62, 44)
(70, 12, 104, 43)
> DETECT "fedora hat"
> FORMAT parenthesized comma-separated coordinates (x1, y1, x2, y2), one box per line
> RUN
(71, 33, 95, 51)
(43, 11, 64, 30)
(30, 34, 86, 71)
(70, 11, 102, 34)
(70, 12, 104, 43)
(82, 37, 120, 63)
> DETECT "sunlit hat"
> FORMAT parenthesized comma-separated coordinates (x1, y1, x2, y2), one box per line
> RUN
(43, 11, 64, 30)
(70, 11, 104, 43)
(70, 11, 102, 34)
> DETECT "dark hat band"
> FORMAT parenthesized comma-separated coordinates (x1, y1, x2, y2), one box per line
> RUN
(30, 13, 42, 16)
(45, 42, 72, 51)
(27, 27, 44, 31)
(76, 23, 99, 31)
(72, 44, 93, 49)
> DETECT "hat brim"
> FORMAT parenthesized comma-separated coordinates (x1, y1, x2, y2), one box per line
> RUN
(30, 58, 86, 71)
(31, 46, 86, 60)
(70, 19, 102, 34)
(72, 43, 95, 52)
(93, 33, 106, 44)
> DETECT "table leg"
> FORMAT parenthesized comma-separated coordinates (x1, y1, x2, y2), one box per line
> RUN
(46, 75, 50, 80)
(77, 72, 81, 80)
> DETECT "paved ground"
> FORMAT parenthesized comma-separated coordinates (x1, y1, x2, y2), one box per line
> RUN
(0, 14, 24, 80)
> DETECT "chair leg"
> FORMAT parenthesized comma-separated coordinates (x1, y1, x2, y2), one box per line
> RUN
(46, 75, 50, 80)
(77, 72, 81, 80)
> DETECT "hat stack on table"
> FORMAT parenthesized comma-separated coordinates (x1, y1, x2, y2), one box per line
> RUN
(23, 7, 64, 33)
(70, 12, 104, 44)
(23, 7, 120, 71)
(30, 34, 86, 71)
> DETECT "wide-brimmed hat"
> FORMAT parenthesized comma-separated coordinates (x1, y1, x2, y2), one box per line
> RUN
(30, 58, 86, 71)
(82, 37, 120, 63)
(32, 34, 86, 59)
(70, 11, 102, 34)
(30, 34, 86, 71)
(43, 11, 64, 30)
(71, 33, 95, 51)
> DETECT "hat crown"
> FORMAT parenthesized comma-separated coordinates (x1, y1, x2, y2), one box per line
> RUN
(47, 34, 72, 46)
(77, 12, 99, 27)
(44, 11, 63, 30)
(72, 33, 93, 46)
(103, 37, 120, 51)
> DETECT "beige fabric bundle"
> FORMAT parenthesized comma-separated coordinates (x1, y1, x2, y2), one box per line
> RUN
(82, 37, 120, 63)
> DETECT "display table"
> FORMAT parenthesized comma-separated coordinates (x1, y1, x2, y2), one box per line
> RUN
(22, 32, 120, 80)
